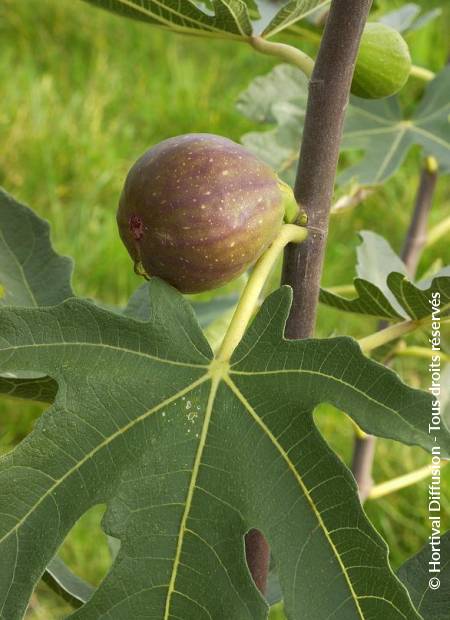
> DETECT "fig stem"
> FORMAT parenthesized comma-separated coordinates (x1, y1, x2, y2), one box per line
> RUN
(216, 224, 307, 363)
(249, 37, 314, 78)
(281, 0, 372, 340)
(426, 214, 450, 247)
(358, 317, 422, 354)
(357, 305, 450, 355)
(394, 346, 450, 363)
(409, 64, 435, 82)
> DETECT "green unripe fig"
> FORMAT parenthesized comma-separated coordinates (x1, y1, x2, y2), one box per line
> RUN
(352, 22, 411, 99)
(117, 134, 294, 293)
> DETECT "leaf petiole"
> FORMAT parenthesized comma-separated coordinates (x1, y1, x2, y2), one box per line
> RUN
(248, 37, 314, 78)
(409, 64, 435, 82)
(359, 302, 450, 354)
(368, 461, 448, 500)
(216, 224, 307, 362)
(358, 318, 423, 353)
(395, 346, 450, 363)
(426, 214, 450, 247)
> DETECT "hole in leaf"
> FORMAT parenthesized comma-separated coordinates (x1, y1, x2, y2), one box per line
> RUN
(314, 403, 355, 464)
(31, 505, 118, 617)
(57, 504, 113, 587)
(0, 399, 45, 456)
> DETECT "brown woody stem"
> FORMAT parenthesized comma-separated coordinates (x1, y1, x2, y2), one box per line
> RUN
(400, 157, 438, 275)
(282, 0, 373, 339)
(351, 158, 439, 501)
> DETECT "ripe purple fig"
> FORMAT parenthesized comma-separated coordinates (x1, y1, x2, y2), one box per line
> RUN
(117, 134, 295, 293)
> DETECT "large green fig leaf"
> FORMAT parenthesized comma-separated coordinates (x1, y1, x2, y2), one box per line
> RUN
(398, 531, 450, 619)
(237, 65, 450, 186)
(1, 278, 448, 619)
(320, 231, 450, 321)
(82, 0, 326, 40)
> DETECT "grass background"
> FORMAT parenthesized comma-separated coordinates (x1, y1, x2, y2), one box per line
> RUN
(0, 0, 449, 617)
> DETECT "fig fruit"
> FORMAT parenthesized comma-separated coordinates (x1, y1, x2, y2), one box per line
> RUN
(352, 22, 411, 99)
(117, 134, 294, 293)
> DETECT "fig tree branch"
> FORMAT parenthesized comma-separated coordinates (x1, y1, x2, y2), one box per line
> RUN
(401, 156, 438, 276)
(352, 157, 439, 501)
(282, 0, 373, 339)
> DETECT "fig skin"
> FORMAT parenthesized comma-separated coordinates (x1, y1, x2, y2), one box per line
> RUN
(352, 22, 411, 99)
(117, 134, 286, 293)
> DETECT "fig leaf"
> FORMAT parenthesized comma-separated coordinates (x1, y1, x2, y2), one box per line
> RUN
(0, 281, 437, 619)
(398, 531, 450, 620)
(0, 200, 450, 620)
(81, 0, 327, 39)
(1, 197, 445, 620)
(320, 231, 450, 321)
(1, 238, 448, 618)
(0, 188, 73, 307)
(238, 64, 450, 186)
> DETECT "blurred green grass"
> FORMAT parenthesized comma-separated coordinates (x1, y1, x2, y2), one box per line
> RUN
(0, 0, 449, 618)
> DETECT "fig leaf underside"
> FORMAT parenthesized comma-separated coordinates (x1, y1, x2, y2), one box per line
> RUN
(81, 0, 329, 40)
(320, 231, 450, 321)
(2, 191, 450, 619)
